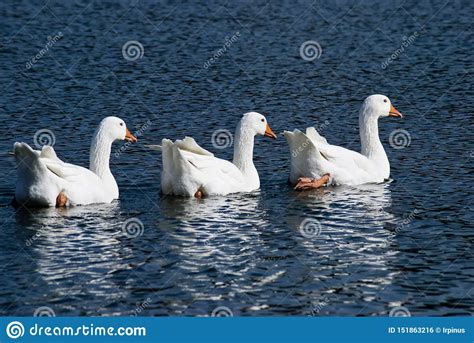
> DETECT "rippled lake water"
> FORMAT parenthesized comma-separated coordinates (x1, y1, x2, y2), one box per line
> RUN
(0, 0, 472, 316)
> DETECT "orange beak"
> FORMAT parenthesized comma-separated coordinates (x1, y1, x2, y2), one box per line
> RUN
(264, 123, 277, 139)
(389, 104, 403, 118)
(125, 127, 138, 142)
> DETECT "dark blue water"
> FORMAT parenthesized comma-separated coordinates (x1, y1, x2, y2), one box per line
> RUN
(0, 0, 472, 316)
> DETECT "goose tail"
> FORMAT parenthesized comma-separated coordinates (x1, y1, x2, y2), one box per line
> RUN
(283, 129, 327, 184)
(13, 142, 53, 206)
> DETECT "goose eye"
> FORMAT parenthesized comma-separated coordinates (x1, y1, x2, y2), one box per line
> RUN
(120, 123, 124, 126)
(261, 119, 265, 122)
(383, 99, 387, 103)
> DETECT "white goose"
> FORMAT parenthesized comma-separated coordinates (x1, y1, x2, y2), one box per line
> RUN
(284, 94, 402, 190)
(150, 112, 276, 197)
(13, 116, 137, 207)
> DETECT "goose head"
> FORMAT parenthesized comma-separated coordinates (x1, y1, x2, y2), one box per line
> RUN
(99, 116, 137, 143)
(240, 112, 277, 139)
(360, 94, 402, 120)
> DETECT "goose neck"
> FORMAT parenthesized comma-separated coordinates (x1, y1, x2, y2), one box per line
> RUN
(89, 128, 113, 178)
(359, 108, 390, 178)
(359, 112, 384, 159)
(232, 123, 256, 174)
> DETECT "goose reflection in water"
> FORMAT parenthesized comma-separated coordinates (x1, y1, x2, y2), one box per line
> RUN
(158, 192, 271, 315)
(155, 183, 406, 316)
(159, 192, 267, 264)
(279, 182, 410, 315)
(13, 203, 133, 315)
(9, 181, 410, 316)
(285, 182, 398, 261)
